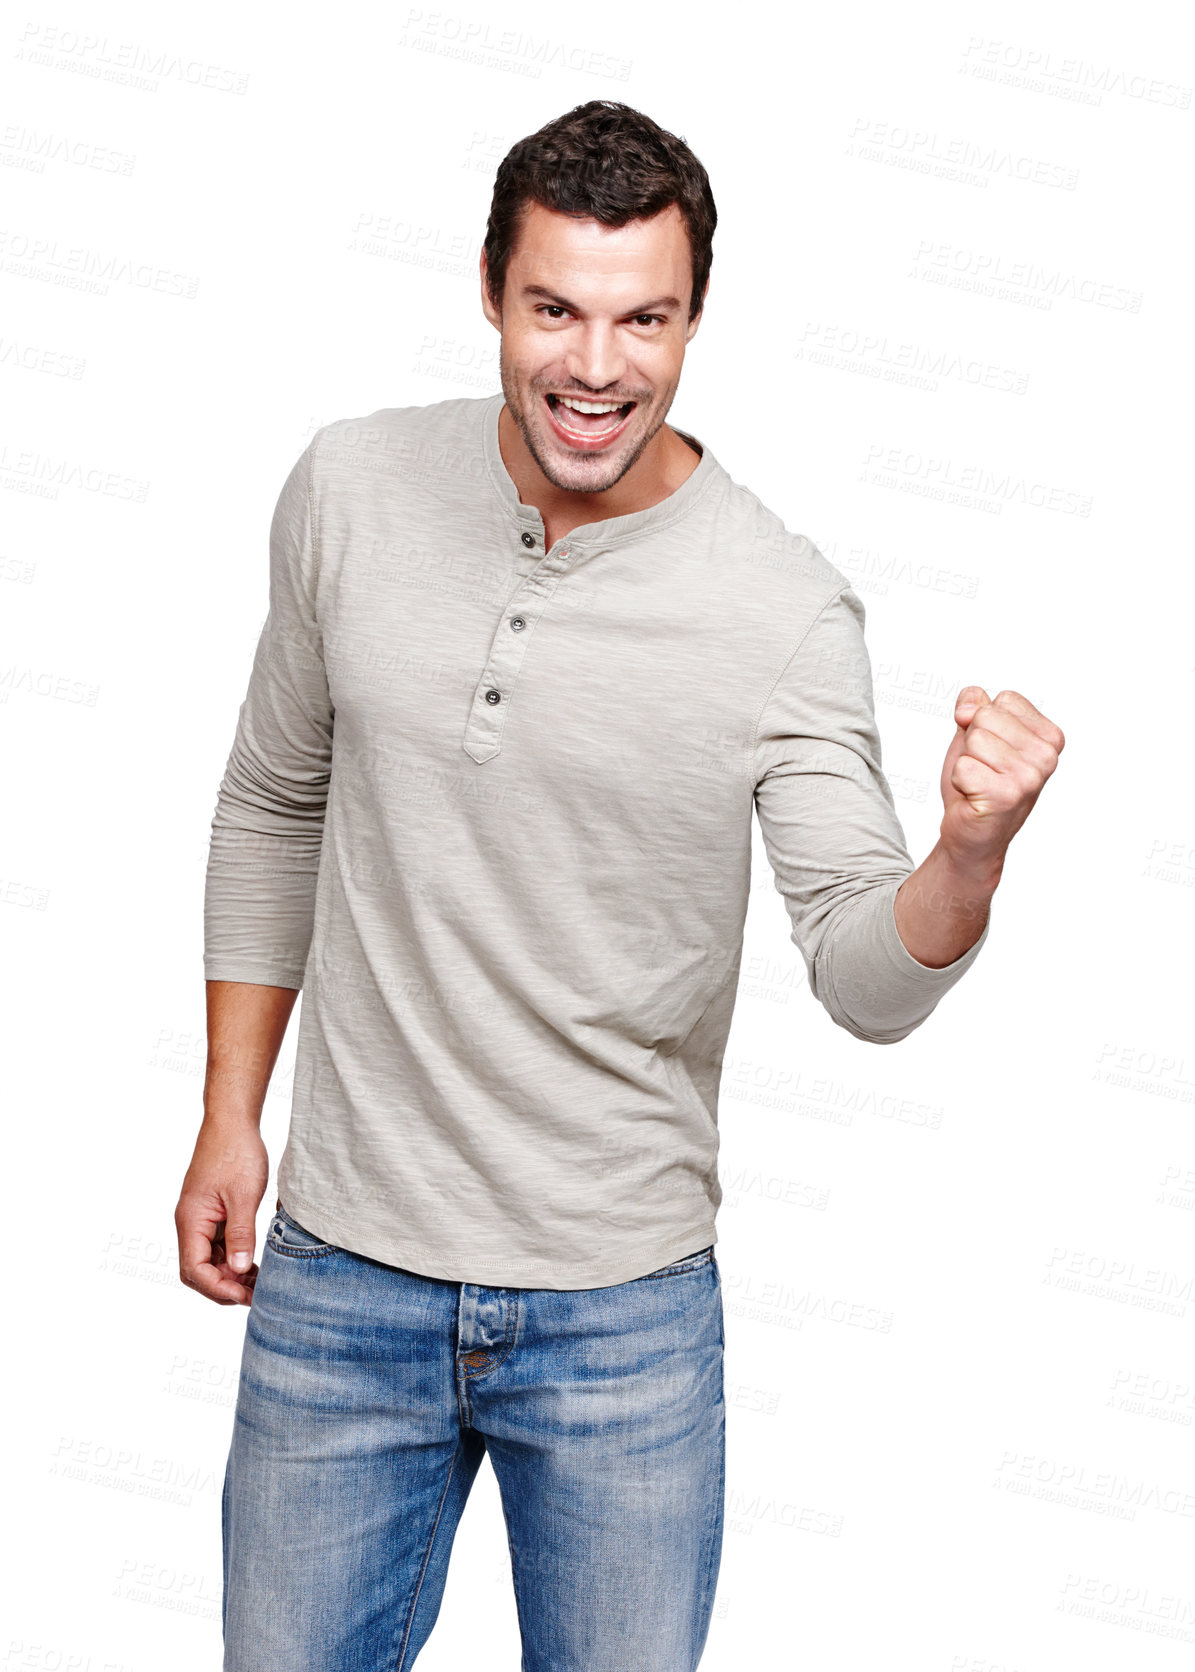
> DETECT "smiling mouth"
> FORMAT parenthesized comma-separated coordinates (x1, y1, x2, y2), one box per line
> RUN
(544, 393, 637, 446)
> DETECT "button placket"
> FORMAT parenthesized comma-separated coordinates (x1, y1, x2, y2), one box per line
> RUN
(461, 551, 569, 764)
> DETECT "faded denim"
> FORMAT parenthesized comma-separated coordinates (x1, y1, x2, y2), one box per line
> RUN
(222, 1204, 726, 1670)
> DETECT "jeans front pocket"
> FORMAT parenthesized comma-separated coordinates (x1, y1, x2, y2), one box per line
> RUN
(267, 1207, 337, 1257)
(637, 1246, 714, 1280)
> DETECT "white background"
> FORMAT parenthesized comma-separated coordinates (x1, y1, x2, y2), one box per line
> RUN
(3, 1, 1193, 1668)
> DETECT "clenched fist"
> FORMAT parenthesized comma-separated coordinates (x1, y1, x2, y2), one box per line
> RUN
(940, 686, 1064, 877)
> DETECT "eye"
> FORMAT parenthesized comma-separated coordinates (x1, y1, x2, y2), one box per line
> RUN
(632, 315, 665, 327)
(537, 305, 568, 319)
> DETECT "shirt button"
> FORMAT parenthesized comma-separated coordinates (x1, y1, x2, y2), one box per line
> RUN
(521, 532, 535, 548)
(484, 689, 501, 704)
(510, 616, 526, 631)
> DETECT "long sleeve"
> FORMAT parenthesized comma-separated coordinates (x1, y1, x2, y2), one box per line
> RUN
(752, 582, 988, 1044)
(203, 433, 333, 989)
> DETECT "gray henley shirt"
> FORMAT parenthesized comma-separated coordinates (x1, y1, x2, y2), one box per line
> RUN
(203, 392, 989, 1289)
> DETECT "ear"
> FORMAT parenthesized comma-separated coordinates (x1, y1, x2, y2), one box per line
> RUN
(479, 250, 501, 332)
(685, 276, 710, 342)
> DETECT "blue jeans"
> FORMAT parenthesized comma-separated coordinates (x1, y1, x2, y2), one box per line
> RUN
(222, 1204, 726, 1671)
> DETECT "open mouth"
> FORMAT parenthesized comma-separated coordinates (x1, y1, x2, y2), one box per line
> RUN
(544, 393, 637, 448)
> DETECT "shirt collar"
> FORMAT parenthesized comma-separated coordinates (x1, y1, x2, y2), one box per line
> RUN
(480, 390, 720, 553)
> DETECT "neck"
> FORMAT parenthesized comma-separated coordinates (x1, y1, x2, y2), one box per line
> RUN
(497, 404, 701, 547)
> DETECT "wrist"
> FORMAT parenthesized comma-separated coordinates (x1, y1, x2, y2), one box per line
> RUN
(931, 836, 1005, 899)
(200, 1095, 266, 1140)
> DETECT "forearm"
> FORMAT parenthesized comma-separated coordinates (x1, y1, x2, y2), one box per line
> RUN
(893, 839, 1002, 969)
(202, 979, 298, 1131)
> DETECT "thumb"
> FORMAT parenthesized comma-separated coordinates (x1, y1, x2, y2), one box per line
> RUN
(955, 684, 989, 725)
(223, 1195, 258, 1273)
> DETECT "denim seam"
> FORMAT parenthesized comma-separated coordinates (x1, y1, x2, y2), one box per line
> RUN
(460, 1288, 521, 1378)
(694, 1270, 726, 1658)
(455, 1356, 473, 1430)
(698, 1398, 726, 1650)
(453, 1288, 476, 1427)
(497, 1471, 531, 1672)
(268, 1211, 335, 1256)
(392, 1446, 462, 1672)
(637, 1248, 713, 1280)
(266, 1234, 336, 1259)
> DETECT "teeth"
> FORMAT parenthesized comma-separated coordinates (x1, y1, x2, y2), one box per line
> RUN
(556, 397, 626, 414)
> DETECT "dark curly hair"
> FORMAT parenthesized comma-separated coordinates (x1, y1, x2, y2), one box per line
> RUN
(483, 101, 716, 325)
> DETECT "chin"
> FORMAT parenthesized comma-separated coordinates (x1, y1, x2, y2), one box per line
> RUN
(536, 453, 628, 495)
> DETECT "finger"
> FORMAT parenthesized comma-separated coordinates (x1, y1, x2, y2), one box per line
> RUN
(180, 1245, 255, 1305)
(955, 685, 990, 720)
(223, 1191, 259, 1276)
(177, 1208, 255, 1305)
(959, 725, 1023, 775)
(951, 752, 1001, 800)
(210, 1241, 259, 1303)
(959, 731, 1056, 812)
(990, 689, 1065, 751)
(969, 708, 1062, 779)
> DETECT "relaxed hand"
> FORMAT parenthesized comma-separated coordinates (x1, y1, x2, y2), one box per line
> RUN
(175, 1124, 269, 1306)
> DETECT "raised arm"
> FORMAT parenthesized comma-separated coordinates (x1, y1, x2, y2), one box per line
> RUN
(893, 682, 1063, 965)
(752, 582, 989, 1044)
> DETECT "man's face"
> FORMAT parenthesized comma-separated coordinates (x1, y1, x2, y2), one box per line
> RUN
(480, 200, 705, 495)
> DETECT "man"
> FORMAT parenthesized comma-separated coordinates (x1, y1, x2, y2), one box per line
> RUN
(178, 100, 1063, 1671)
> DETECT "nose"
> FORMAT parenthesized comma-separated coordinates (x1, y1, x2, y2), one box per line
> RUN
(563, 321, 627, 396)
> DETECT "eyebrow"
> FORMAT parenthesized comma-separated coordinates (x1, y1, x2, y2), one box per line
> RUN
(521, 284, 681, 314)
